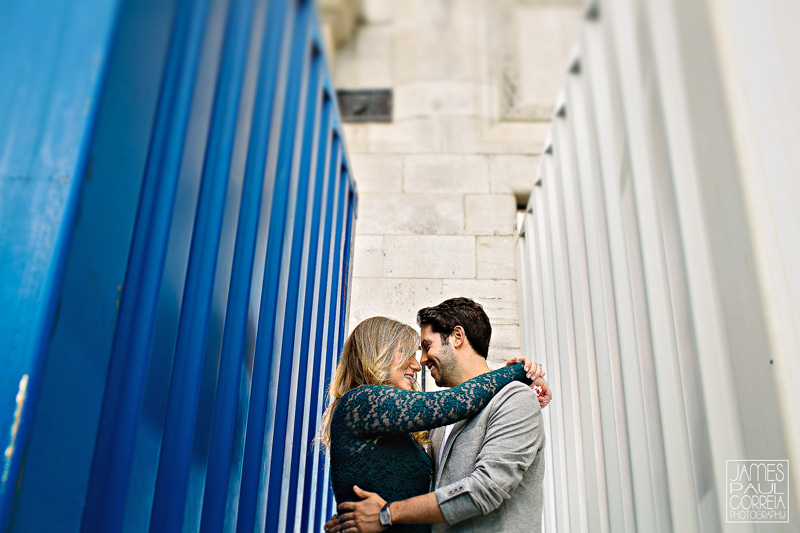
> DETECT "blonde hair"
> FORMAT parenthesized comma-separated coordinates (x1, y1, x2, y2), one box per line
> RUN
(319, 317, 429, 449)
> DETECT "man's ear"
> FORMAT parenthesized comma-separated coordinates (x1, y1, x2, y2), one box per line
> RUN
(452, 326, 466, 349)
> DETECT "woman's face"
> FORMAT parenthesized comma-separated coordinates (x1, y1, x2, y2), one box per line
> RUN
(387, 346, 422, 391)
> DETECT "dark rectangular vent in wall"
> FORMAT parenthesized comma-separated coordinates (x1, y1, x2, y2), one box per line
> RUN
(337, 88, 393, 123)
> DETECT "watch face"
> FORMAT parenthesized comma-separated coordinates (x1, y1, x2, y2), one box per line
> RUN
(380, 506, 391, 526)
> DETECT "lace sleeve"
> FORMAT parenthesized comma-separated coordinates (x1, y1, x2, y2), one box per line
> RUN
(335, 363, 531, 437)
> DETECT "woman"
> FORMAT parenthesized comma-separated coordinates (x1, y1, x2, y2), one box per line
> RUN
(320, 317, 547, 532)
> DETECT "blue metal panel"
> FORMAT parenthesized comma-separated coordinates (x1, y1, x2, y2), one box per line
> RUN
(0, 0, 121, 527)
(80, 0, 214, 528)
(0, 0, 357, 530)
(6, 0, 179, 527)
(235, 0, 304, 529)
(303, 130, 341, 532)
(281, 53, 325, 532)
(145, 0, 253, 528)
(314, 143, 348, 530)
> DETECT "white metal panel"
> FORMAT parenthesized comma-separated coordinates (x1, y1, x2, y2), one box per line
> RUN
(521, 210, 558, 532)
(606, 0, 704, 529)
(554, 106, 609, 533)
(704, 2, 800, 492)
(565, 48, 636, 533)
(582, 17, 660, 532)
(516, 230, 535, 362)
(514, 0, 800, 529)
(533, 182, 572, 533)
(543, 147, 590, 533)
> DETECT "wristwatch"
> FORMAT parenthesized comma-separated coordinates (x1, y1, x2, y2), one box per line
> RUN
(379, 502, 393, 527)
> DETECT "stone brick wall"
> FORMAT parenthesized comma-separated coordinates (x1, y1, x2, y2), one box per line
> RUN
(337, 0, 580, 368)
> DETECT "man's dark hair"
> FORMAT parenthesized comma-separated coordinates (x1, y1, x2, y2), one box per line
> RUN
(416, 297, 492, 358)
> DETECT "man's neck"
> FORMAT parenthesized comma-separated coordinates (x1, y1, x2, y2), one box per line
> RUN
(454, 355, 491, 385)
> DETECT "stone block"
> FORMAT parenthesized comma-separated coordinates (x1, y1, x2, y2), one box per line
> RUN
(319, 0, 358, 47)
(342, 123, 369, 153)
(476, 236, 517, 279)
(486, 324, 521, 365)
(392, 43, 482, 85)
(488, 4, 581, 121)
(440, 117, 550, 155)
(349, 154, 402, 192)
(394, 82, 479, 120)
(352, 56, 393, 88)
(513, 7, 582, 119)
(383, 235, 476, 278)
(348, 277, 443, 326)
(489, 155, 539, 196)
(476, 83, 502, 123)
(352, 235, 384, 277)
(334, 43, 357, 87)
(390, 0, 483, 25)
(360, 0, 394, 24)
(356, 193, 464, 235)
(391, 0, 481, 49)
(404, 154, 489, 193)
(367, 118, 441, 153)
(334, 39, 392, 88)
(354, 25, 392, 58)
(465, 194, 516, 236)
(441, 279, 519, 325)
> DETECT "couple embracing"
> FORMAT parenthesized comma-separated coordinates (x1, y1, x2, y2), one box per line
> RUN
(322, 297, 551, 533)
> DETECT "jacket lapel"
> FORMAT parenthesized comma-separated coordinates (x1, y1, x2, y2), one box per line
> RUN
(436, 420, 469, 484)
(431, 427, 444, 473)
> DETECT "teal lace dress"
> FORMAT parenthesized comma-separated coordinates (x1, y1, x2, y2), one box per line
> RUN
(329, 363, 531, 532)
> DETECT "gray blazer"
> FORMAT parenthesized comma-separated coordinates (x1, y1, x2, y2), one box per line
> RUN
(429, 381, 545, 533)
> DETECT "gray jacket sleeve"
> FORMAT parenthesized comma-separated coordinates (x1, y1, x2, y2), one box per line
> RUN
(434, 383, 543, 523)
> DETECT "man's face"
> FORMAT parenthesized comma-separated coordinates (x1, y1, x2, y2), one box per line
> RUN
(419, 324, 460, 387)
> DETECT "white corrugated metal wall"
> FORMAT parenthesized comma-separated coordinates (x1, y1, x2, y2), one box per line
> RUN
(516, 0, 800, 531)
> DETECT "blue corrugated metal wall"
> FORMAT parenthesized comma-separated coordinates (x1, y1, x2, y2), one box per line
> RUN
(0, 0, 356, 530)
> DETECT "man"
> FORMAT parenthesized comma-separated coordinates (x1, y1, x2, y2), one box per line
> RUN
(328, 297, 548, 532)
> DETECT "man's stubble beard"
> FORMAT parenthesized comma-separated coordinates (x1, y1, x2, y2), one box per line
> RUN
(435, 343, 461, 388)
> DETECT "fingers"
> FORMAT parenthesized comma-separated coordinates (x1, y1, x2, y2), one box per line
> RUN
(515, 356, 546, 381)
(338, 502, 356, 512)
(324, 516, 339, 531)
(340, 519, 359, 533)
(326, 518, 357, 533)
(537, 381, 552, 407)
(539, 391, 551, 407)
(531, 376, 552, 406)
(543, 391, 552, 405)
(352, 485, 374, 499)
(525, 361, 538, 380)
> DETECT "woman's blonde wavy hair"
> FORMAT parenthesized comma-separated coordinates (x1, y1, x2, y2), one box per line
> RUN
(319, 316, 430, 449)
